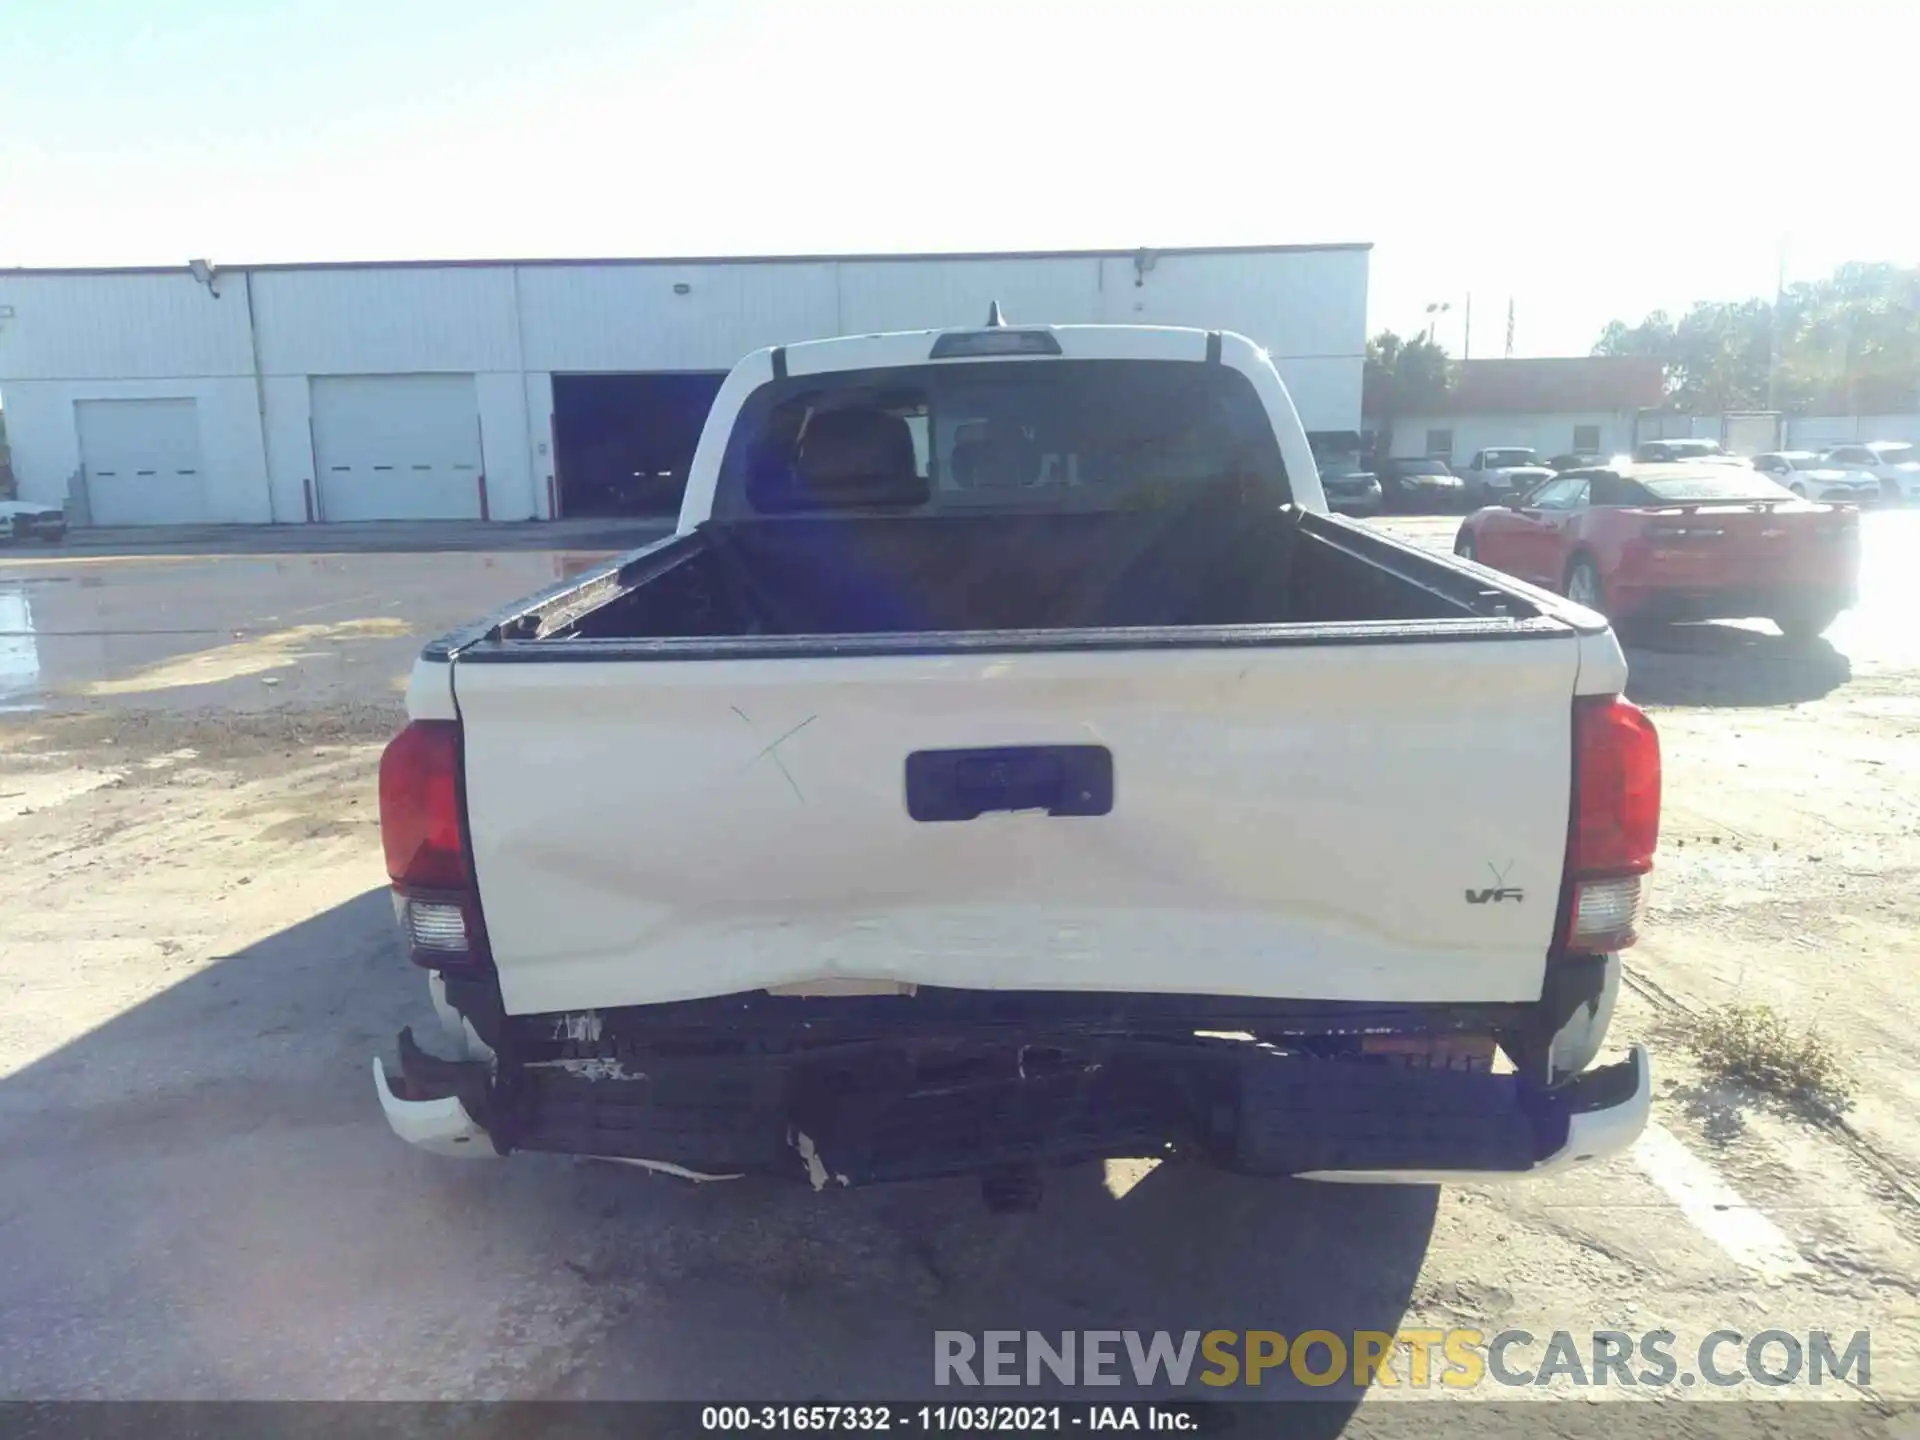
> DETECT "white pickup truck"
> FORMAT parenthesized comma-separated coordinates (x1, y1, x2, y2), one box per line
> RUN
(375, 320, 1657, 1206)
(1460, 448, 1557, 507)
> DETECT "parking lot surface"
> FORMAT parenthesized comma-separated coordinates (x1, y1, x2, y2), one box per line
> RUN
(1, 515, 1916, 1416)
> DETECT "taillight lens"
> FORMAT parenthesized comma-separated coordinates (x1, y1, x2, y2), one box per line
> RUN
(379, 720, 489, 972)
(395, 895, 470, 952)
(1572, 698, 1661, 872)
(1564, 696, 1661, 951)
(379, 720, 467, 889)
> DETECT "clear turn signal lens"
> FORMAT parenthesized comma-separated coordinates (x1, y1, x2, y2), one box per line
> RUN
(1569, 874, 1648, 950)
(396, 895, 469, 954)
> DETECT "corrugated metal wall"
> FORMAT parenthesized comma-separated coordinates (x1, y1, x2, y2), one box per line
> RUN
(520, 261, 840, 373)
(0, 272, 252, 379)
(0, 249, 1369, 523)
(837, 257, 1107, 334)
(253, 267, 521, 376)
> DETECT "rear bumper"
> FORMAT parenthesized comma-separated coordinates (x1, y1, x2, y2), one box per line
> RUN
(372, 1054, 495, 1158)
(373, 1008, 1652, 1184)
(1300, 1044, 1649, 1182)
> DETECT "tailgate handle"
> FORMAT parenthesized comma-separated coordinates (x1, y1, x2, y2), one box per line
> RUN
(906, 746, 1113, 822)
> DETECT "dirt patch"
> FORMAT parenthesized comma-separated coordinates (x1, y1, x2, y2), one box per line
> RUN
(1, 704, 405, 766)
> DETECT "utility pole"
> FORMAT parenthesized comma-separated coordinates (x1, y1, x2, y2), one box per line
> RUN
(1767, 233, 1787, 412)
(1463, 293, 1472, 361)
(1504, 299, 1516, 359)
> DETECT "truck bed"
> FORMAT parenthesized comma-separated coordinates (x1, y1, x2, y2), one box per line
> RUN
(502, 507, 1537, 647)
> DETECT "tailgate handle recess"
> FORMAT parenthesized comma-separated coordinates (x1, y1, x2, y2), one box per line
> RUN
(906, 746, 1112, 822)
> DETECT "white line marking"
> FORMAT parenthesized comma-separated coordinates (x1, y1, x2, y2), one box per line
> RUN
(1632, 1123, 1811, 1279)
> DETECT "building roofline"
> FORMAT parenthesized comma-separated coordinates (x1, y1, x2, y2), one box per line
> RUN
(0, 241, 1371, 280)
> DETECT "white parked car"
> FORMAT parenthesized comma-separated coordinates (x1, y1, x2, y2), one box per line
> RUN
(1751, 452, 1880, 504)
(1821, 442, 1920, 503)
(0, 500, 68, 543)
(370, 318, 1657, 1201)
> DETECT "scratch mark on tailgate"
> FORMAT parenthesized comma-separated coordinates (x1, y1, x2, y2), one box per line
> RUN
(732, 707, 818, 805)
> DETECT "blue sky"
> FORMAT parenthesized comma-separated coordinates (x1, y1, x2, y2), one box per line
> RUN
(5, 0, 1912, 357)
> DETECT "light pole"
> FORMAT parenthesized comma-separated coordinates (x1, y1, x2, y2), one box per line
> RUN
(1424, 301, 1452, 344)
(1767, 233, 1787, 413)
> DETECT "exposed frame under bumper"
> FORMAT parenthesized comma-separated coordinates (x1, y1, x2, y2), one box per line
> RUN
(373, 1019, 1653, 1184)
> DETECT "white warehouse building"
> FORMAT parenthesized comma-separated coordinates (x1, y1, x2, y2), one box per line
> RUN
(0, 243, 1368, 527)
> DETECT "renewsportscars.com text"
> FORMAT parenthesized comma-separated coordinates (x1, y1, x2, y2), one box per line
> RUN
(933, 1329, 1871, 1390)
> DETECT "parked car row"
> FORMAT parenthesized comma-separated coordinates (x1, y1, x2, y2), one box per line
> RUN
(1363, 435, 1920, 515)
(1632, 438, 1918, 502)
(1360, 448, 1552, 514)
(1365, 447, 1566, 512)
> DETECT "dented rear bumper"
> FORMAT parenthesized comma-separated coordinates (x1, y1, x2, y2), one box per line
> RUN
(374, 1008, 1652, 1185)
(373, 1049, 495, 1159)
(1298, 1044, 1650, 1183)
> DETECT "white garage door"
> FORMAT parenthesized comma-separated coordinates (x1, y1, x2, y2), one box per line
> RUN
(311, 375, 483, 522)
(77, 399, 208, 526)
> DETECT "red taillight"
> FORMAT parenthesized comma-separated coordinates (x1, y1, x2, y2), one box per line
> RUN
(1564, 696, 1661, 951)
(378, 720, 489, 972)
(1572, 697, 1661, 873)
(379, 720, 468, 888)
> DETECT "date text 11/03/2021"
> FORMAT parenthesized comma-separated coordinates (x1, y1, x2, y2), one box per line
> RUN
(702, 1406, 1198, 1431)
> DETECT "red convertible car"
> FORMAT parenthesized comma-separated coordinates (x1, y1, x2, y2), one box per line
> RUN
(1453, 464, 1861, 638)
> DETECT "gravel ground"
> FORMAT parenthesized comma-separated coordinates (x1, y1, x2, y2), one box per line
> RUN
(1, 518, 1916, 1423)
